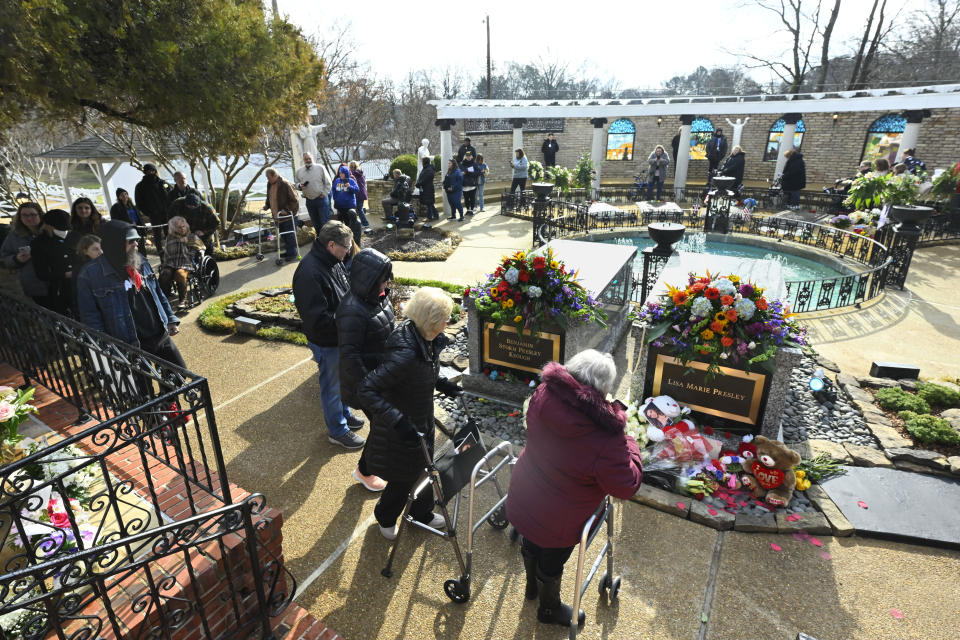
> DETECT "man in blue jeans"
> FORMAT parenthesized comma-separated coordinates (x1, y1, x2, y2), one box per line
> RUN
(292, 221, 365, 448)
(295, 152, 333, 230)
(263, 168, 300, 262)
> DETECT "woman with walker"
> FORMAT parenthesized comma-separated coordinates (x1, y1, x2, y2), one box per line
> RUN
(505, 349, 643, 629)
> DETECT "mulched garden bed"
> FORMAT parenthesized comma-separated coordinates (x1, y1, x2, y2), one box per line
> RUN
(365, 226, 461, 261)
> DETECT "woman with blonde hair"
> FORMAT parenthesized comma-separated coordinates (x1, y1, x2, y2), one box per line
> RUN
(159, 216, 204, 309)
(358, 286, 462, 539)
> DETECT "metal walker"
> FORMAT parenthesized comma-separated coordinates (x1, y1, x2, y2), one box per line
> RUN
(566, 496, 621, 639)
(380, 395, 516, 604)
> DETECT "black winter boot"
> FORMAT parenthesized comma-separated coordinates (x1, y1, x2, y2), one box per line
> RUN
(520, 546, 538, 600)
(536, 571, 585, 627)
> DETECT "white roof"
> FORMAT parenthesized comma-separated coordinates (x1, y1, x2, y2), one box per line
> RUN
(431, 84, 960, 119)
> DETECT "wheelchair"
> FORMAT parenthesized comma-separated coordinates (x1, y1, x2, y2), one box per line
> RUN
(184, 250, 220, 307)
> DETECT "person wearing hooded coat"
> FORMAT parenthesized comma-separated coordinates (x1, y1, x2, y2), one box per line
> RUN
(76, 220, 184, 368)
(415, 156, 438, 220)
(505, 350, 643, 629)
(30, 209, 77, 316)
(336, 248, 395, 493)
(331, 165, 362, 246)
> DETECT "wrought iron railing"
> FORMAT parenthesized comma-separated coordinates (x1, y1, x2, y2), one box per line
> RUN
(0, 294, 294, 639)
(0, 494, 292, 640)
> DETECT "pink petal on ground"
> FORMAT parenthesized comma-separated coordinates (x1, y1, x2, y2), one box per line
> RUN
(819, 551, 832, 560)
(770, 543, 782, 552)
(792, 532, 807, 542)
(708, 508, 719, 516)
(809, 537, 823, 547)
(739, 501, 749, 507)
(890, 609, 904, 620)
(676, 502, 686, 510)
(858, 501, 869, 509)
(786, 514, 802, 522)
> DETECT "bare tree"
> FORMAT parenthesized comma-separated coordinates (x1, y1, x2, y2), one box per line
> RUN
(388, 71, 439, 156)
(847, 0, 899, 89)
(1, 118, 81, 209)
(738, 0, 823, 93)
(814, 0, 842, 91)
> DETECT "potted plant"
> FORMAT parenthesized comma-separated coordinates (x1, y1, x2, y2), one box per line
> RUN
(527, 160, 545, 183)
(930, 161, 960, 219)
(545, 165, 573, 194)
(0, 385, 36, 464)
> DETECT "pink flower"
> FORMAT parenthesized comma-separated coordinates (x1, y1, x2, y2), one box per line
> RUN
(50, 511, 71, 529)
(0, 401, 15, 422)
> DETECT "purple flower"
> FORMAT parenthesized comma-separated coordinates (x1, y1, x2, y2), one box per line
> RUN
(562, 285, 573, 298)
(739, 283, 755, 297)
(746, 322, 763, 336)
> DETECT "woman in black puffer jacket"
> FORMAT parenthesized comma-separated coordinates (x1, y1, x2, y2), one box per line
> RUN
(337, 248, 395, 493)
(358, 286, 461, 540)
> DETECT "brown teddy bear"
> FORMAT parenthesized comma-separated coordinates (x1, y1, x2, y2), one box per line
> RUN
(739, 436, 801, 507)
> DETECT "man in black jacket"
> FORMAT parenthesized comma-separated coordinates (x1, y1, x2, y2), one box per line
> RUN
(381, 169, 412, 222)
(169, 194, 219, 253)
(167, 171, 200, 207)
(293, 221, 365, 449)
(705, 128, 728, 175)
(456, 137, 476, 164)
(336, 248, 394, 492)
(541, 133, 559, 167)
(135, 163, 171, 259)
(415, 157, 438, 219)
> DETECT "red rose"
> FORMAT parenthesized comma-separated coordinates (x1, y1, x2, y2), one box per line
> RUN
(497, 280, 509, 292)
(518, 270, 530, 282)
(705, 288, 720, 300)
(532, 256, 547, 269)
(50, 511, 70, 529)
(463, 288, 471, 297)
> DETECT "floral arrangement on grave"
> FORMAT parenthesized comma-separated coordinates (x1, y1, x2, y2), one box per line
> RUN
(545, 165, 573, 194)
(527, 160, 546, 183)
(0, 385, 37, 463)
(637, 272, 807, 378)
(929, 160, 960, 201)
(464, 248, 607, 337)
(6, 440, 100, 558)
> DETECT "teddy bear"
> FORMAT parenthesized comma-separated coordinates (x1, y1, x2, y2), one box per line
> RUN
(642, 395, 689, 443)
(738, 435, 801, 507)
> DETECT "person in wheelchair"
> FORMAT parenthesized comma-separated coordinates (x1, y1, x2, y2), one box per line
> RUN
(159, 216, 204, 310)
(169, 193, 219, 254)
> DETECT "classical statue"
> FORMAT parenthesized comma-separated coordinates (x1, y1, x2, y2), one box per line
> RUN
(296, 123, 325, 159)
(417, 138, 432, 164)
(724, 117, 750, 149)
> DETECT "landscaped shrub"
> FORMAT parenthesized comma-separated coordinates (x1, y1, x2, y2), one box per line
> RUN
(389, 154, 418, 181)
(898, 411, 960, 446)
(875, 387, 930, 414)
(916, 382, 960, 408)
(432, 155, 441, 172)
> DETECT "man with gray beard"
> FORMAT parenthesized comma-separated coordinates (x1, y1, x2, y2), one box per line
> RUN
(76, 220, 185, 368)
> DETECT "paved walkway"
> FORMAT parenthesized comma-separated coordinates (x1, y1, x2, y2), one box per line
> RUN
(166, 208, 960, 639)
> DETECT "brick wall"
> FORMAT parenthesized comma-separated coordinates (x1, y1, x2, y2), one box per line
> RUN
(448, 108, 959, 191)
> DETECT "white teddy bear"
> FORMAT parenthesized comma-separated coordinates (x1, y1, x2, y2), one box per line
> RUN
(642, 395, 691, 443)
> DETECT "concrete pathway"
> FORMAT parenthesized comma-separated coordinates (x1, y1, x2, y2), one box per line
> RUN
(164, 211, 960, 640)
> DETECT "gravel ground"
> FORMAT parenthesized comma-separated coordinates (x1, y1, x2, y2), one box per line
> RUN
(439, 330, 868, 515)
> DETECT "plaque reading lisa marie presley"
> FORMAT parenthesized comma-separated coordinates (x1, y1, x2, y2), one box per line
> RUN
(483, 323, 561, 375)
(652, 354, 767, 425)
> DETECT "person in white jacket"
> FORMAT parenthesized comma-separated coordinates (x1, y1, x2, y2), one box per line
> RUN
(295, 152, 333, 229)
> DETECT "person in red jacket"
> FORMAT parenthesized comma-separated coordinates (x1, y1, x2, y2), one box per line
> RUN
(506, 349, 643, 629)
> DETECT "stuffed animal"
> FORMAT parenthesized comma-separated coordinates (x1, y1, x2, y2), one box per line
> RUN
(739, 436, 802, 507)
(643, 395, 690, 443)
(652, 418, 723, 463)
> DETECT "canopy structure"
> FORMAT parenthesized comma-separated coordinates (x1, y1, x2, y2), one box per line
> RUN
(35, 136, 189, 210)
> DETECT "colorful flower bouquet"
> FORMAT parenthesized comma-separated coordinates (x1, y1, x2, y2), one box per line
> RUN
(464, 248, 607, 337)
(1, 385, 37, 463)
(636, 272, 807, 377)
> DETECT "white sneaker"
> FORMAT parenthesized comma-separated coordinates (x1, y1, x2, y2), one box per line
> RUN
(379, 524, 398, 540)
(422, 512, 446, 529)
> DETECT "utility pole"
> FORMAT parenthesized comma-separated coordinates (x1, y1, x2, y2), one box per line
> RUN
(486, 15, 492, 99)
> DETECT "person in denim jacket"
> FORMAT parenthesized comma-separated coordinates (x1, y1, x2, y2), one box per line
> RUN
(76, 220, 185, 368)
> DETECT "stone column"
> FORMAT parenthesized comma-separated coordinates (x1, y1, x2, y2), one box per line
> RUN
(895, 110, 925, 163)
(510, 118, 526, 156)
(673, 115, 694, 200)
(590, 118, 607, 194)
(437, 118, 455, 217)
(774, 113, 801, 179)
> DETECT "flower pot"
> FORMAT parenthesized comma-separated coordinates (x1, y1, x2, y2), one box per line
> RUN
(647, 222, 686, 254)
(531, 182, 554, 201)
(711, 176, 736, 193)
(889, 205, 935, 236)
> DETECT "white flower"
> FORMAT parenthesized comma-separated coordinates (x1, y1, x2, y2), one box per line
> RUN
(691, 296, 713, 318)
(734, 298, 756, 321)
(504, 267, 520, 285)
(527, 285, 542, 298)
(748, 341, 756, 350)
(720, 352, 729, 359)
(713, 278, 737, 296)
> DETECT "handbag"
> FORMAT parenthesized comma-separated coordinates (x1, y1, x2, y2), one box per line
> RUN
(434, 421, 486, 504)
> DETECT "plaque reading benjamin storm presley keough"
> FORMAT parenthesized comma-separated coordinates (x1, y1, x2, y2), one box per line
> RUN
(652, 353, 767, 425)
(483, 323, 561, 375)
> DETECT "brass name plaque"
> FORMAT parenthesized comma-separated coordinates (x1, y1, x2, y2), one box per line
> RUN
(652, 354, 766, 425)
(482, 323, 561, 375)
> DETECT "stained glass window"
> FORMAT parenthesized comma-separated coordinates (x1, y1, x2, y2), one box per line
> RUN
(862, 114, 907, 165)
(606, 118, 635, 161)
(689, 117, 714, 160)
(763, 118, 806, 161)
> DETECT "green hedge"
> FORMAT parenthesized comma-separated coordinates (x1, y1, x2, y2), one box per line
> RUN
(875, 387, 930, 414)
(916, 382, 960, 408)
(389, 154, 418, 181)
